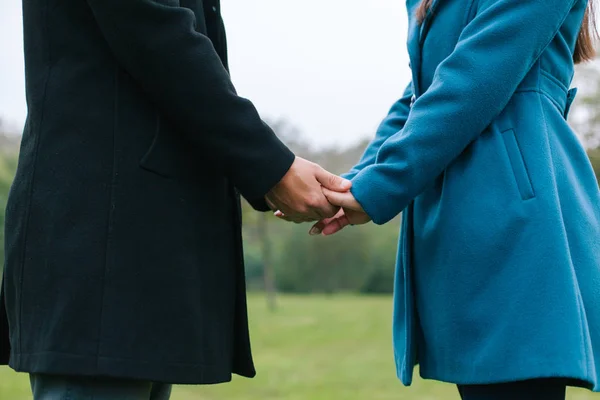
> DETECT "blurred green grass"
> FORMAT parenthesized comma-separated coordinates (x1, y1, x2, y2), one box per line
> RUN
(0, 294, 596, 399)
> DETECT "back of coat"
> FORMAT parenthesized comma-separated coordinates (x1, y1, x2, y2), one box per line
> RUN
(0, 0, 295, 384)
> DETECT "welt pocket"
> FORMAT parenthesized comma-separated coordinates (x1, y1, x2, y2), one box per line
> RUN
(500, 128, 535, 200)
(140, 115, 170, 178)
(139, 115, 209, 182)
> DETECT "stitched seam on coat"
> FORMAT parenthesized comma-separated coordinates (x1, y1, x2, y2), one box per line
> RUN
(478, 0, 578, 89)
(540, 69, 569, 92)
(526, 0, 578, 81)
(17, 0, 54, 362)
(95, 63, 120, 370)
(538, 58, 561, 112)
(538, 91, 589, 376)
(539, 90, 565, 113)
(513, 88, 565, 115)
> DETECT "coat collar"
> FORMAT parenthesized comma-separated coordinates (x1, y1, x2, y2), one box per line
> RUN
(406, 0, 443, 97)
(419, 0, 443, 44)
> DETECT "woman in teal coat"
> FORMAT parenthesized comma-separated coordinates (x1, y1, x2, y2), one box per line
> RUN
(305, 0, 600, 397)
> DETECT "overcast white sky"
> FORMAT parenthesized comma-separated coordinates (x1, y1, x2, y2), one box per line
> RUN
(0, 0, 411, 148)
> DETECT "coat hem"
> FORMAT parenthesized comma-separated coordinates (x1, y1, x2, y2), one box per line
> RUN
(9, 351, 256, 385)
(416, 364, 598, 392)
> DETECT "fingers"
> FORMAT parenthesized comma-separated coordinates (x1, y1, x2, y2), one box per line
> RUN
(309, 219, 330, 236)
(275, 210, 313, 224)
(275, 213, 295, 222)
(308, 213, 351, 236)
(265, 197, 277, 211)
(313, 201, 339, 219)
(273, 196, 336, 221)
(314, 167, 352, 192)
(266, 158, 347, 220)
(308, 187, 339, 219)
(322, 188, 362, 211)
(310, 167, 348, 218)
(321, 214, 351, 235)
(309, 209, 344, 235)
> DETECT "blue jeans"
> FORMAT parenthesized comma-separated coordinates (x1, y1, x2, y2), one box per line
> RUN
(29, 374, 172, 400)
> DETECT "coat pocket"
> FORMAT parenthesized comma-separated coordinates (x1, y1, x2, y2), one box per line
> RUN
(140, 115, 209, 182)
(500, 128, 535, 200)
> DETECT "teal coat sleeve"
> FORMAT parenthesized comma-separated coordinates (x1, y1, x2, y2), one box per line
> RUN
(343, 82, 413, 180)
(85, 0, 295, 201)
(351, 0, 578, 224)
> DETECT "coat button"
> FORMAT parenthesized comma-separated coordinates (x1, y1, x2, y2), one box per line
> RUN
(212, 6, 217, 12)
(410, 95, 416, 107)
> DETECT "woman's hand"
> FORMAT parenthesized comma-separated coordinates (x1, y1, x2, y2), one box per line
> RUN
(308, 189, 371, 236)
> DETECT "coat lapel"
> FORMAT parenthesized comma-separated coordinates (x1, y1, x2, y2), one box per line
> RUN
(406, 0, 443, 97)
(406, 0, 422, 96)
(419, 0, 443, 44)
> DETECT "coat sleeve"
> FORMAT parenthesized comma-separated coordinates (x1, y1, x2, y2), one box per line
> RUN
(343, 82, 413, 181)
(351, 0, 577, 224)
(85, 0, 295, 201)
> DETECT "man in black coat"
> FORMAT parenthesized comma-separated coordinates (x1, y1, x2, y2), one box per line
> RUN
(0, 0, 351, 398)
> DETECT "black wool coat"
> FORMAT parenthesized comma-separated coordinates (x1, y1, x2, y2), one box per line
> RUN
(0, 0, 294, 384)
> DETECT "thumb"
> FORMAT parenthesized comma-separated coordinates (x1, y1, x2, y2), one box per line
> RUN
(315, 167, 352, 192)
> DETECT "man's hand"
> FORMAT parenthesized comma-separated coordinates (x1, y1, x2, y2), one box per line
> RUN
(308, 189, 371, 235)
(265, 157, 351, 222)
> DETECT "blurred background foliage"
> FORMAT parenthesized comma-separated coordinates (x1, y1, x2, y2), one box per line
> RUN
(0, 58, 599, 297)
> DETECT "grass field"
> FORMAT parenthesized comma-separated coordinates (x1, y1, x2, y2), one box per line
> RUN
(0, 294, 597, 399)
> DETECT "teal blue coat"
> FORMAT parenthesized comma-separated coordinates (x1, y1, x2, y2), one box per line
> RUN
(346, 0, 600, 390)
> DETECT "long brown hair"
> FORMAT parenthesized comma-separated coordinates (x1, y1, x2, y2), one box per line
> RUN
(416, 0, 598, 64)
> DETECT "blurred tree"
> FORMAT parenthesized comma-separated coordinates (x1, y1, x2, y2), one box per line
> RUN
(573, 53, 600, 182)
(359, 223, 399, 294)
(275, 223, 372, 293)
(256, 212, 277, 310)
(240, 118, 314, 308)
(0, 119, 21, 275)
(266, 117, 312, 158)
(588, 147, 600, 183)
(573, 55, 600, 148)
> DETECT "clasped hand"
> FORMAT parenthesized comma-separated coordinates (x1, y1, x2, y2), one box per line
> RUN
(265, 157, 370, 236)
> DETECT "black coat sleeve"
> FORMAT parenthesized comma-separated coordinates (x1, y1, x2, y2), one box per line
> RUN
(85, 0, 295, 201)
(245, 197, 272, 212)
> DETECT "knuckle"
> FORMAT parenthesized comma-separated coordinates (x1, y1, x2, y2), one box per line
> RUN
(296, 203, 310, 215)
(328, 174, 338, 186)
(305, 193, 323, 209)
